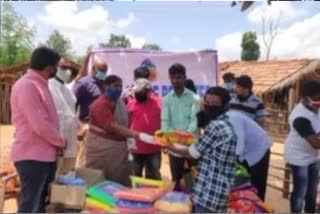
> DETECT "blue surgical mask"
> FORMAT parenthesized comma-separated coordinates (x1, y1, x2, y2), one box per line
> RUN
(105, 88, 122, 102)
(224, 82, 234, 90)
(95, 71, 107, 81)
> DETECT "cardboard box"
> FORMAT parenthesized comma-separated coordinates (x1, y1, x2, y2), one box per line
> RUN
(50, 168, 104, 209)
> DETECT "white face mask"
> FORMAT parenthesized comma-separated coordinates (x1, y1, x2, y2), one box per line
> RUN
(56, 68, 72, 83)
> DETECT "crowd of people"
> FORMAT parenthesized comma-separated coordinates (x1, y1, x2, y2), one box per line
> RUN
(9, 46, 320, 213)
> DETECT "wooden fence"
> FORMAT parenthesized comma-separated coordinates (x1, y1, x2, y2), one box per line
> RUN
(1, 73, 20, 124)
(264, 108, 291, 199)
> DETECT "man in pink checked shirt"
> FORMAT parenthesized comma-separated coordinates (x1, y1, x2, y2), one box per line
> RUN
(10, 47, 66, 213)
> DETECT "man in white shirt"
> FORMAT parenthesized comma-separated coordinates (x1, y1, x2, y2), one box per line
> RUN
(285, 81, 320, 213)
(49, 58, 79, 175)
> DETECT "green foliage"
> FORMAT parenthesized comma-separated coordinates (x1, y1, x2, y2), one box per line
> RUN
(142, 43, 161, 51)
(46, 30, 72, 57)
(100, 34, 131, 48)
(0, 2, 35, 68)
(241, 31, 260, 61)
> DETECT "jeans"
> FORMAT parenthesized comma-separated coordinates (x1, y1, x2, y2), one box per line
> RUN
(290, 161, 320, 213)
(194, 204, 216, 213)
(133, 152, 161, 179)
(250, 149, 270, 201)
(14, 160, 57, 213)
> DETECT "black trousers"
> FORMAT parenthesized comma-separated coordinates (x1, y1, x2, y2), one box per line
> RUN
(14, 160, 57, 213)
(249, 149, 270, 201)
(133, 152, 161, 180)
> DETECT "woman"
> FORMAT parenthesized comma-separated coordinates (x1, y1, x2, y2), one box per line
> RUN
(86, 75, 142, 186)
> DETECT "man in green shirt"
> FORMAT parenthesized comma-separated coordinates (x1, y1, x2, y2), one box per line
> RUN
(161, 63, 200, 189)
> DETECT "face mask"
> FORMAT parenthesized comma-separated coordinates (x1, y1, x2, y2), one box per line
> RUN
(224, 82, 234, 91)
(308, 97, 320, 109)
(49, 66, 58, 78)
(56, 68, 72, 83)
(135, 92, 148, 103)
(105, 88, 122, 102)
(204, 105, 226, 120)
(95, 71, 107, 81)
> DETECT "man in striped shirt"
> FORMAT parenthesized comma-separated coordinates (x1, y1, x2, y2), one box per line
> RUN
(230, 75, 270, 201)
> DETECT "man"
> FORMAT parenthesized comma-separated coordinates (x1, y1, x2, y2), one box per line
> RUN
(229, 74, 269, 201)
(49, 57, 79, 175)
(127, 79, 162, 179)
(10, 47, 66, 213)
(198, 88, 272, 168)
(222, 72, 235, 97)
(285, 81, 320, 213)
(162, 63, 200, 189)
(122, 66, 150, 104)
(167, 87, 237, 213)
(73, 57, 108, 167)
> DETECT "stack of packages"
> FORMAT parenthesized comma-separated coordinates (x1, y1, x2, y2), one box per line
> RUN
(85, 181, 125, 212)
(154, 130, 196, 146)
(154, 191, 192, 213)
(114, 176, 172, 213)
(83, 176, 184, 213)
(228, 163, 274, 213)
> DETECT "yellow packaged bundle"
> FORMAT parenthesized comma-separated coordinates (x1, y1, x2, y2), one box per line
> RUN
(130, 176, 164, 189)
(154, 130, 196, 146)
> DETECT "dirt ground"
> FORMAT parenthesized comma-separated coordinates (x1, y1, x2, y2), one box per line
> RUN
(1, 125, 290, 213)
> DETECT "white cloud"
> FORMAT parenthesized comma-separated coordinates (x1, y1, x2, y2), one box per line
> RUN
(248, 2, 305, 25)
(34, 2, 144, 55)
(126, 34, 146, 48)
(215, 32, 243, 61)
(116, 13, 137, 29)
(215, 13, 320, 61)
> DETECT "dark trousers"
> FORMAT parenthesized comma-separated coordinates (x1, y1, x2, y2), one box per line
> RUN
(250, 149, 270, 201)
(14, 160, 57, 213)
(133, 152, 161, 180)
(169, 154, 194, 191)
(289, 161, 320, 213)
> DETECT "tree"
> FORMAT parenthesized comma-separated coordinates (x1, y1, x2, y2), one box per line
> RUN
(0, 2, 35, 68)
(231, 1, 271, 12)
(261, 12, 281, 61)
(241, 31, 260, 61)
(142, 43, 161, 51)
(46, 30, 72, 57)
(100, 34, 131, 48)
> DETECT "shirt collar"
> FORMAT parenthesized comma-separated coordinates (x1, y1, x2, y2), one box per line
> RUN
(173, 88, 189, 97)
(27, 69, 48, 85)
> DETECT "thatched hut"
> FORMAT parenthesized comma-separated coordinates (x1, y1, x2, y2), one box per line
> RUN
(219, 59, 320, 198)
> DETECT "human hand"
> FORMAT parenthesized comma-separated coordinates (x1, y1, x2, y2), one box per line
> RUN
(138, 133, 155, 144)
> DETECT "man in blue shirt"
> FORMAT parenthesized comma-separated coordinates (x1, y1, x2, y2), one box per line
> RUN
(73, 57, 108, 167)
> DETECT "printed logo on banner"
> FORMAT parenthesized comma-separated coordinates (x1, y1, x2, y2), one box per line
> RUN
(140, 58, 158, 81)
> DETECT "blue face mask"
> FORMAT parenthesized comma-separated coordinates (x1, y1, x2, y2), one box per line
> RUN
(224, 82, 234, 90)
(95, 71, 107, 81)
(105, 88, 122, 102)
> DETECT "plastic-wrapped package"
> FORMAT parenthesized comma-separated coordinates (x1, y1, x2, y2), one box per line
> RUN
(87, 181, 125, 207)
(117, 199, 157, 213)
(154, 130, 196, 146)
(130, 176, 164, 189)
(57, 170, 87, 186)
(115, 188, 166, 202)
(154, 191, 192, 213)
(85, 197, 116, 213)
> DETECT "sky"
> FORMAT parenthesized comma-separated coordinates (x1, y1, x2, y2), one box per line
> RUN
(5, 1, 320, 61)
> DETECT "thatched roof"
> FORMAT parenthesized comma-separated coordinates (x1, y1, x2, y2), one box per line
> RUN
(219, 59, 320, 95)
(0, 62, 29, 74)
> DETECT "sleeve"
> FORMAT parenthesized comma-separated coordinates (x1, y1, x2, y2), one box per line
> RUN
(18, 83, 65, 148)
(90, 100, 115, 129)
(255, 102, 265, 118)
(161, 96, 170, 131)
(187, 96, 201, 133)
(73, 82, 85, 109)
(194, 124, 218, 154)
(293, 117, 316, 138)
(48, 83, 65, 135)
